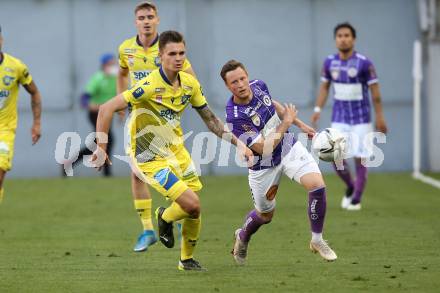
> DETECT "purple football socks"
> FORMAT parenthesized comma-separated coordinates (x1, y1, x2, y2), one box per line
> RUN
(352, 160, 368, 204)
(308, 187, 327, 233)
(333, 160, 354, 192)
(239, 210, 267, 242)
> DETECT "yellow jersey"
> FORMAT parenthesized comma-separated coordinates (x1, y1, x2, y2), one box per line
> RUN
(122, 67, 207, 162)
(118, 35, 191, 88)
(0, 53, 33, 131)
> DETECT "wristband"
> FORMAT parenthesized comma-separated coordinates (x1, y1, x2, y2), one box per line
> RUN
(313, 106, 321, 113)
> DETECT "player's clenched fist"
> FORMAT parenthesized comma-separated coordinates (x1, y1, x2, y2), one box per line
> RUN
(90, 147, 112, 171)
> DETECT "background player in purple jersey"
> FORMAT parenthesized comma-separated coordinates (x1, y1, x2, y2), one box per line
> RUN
(311, 22, 388, 211)
(222, 60, 337, 263)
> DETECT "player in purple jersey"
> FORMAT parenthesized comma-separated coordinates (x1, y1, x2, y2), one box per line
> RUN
(311, 22, 388, 211)
(222, 60, 337, 263)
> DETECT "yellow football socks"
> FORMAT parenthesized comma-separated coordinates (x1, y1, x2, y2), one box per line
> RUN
(134, 199, 154, 231)
(162, 202, 189, 223)
(181, 216, 201, 261)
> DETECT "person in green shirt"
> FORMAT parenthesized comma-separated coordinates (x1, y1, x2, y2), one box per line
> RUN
(69, 53, 117, 176)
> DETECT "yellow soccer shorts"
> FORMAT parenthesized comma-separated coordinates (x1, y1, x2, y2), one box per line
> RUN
(135, 146, 202, 201)
(0, 130, 15, 172)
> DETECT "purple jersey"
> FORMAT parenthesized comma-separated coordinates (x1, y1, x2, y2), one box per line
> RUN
(225, 79, 296, 171)
(321, 52, 378, 125)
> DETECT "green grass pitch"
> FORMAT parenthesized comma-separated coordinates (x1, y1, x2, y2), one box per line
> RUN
(0, 173, 439, 292)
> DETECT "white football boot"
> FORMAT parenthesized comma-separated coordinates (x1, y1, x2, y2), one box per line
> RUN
(341, 196, 352, 209)
(232, 229, 248, 265)
(346, 202, 361, 211)
(310, 239, 337, 261)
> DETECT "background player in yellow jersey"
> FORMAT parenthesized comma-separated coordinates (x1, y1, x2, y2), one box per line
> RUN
(0, 25, 42, 204)
(117, 1, 196, 252)
(91, 31, 252, 270)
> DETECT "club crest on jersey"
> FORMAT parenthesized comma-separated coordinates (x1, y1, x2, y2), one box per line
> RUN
(263, 95, 271, 106)
(128, 55, 134, 67)
(348, 67, 358, 78)
(2, 76, 14, 86)
(331, 69, 339, 80)
(180, 94, 191, 105)
(251, 114, 261, 127)
(154, 57, 161, 67)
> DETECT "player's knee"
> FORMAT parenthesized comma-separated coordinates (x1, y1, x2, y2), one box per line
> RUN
(186, 201, 200, 218)
(258, 210, 274, 223)
(182, 197, 200, 218)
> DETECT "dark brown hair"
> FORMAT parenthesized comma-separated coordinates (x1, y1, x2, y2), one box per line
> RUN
(159, 30, 185, 52)
(220, 60, 248, 82)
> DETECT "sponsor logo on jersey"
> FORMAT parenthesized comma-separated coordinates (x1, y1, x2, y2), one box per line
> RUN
(242, 124, 255, 134)
(4, 67, 14, 73)
(0, 90, 10, 98)
(133, 70, 151, 81)
(155, 87, 165, 93)
(128, 55, 134, 67)
(183, 85, 193, 91)
(263, 95, 271, 106)
(2, 76, 15, 86)
(124, 48, 136, 54)
(155, 95, 162, 103)
(132, 87, 144, 99)
(347, 67, 358, 78)
(160, 108, 178, 121)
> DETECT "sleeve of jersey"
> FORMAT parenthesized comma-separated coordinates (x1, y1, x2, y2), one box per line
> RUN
(18, 62, 33, 86)
(320, 58, 331, 83)
(190, 79, 208, 109)
(364, 59, 379, 85)
(182, 58, 192, 72)
(122, 83, 150, 105)
(227, 117, 261, 147)
(118, 44, 128, 69)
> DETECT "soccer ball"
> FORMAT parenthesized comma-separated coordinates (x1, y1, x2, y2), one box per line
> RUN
(312, 128, 347, 162)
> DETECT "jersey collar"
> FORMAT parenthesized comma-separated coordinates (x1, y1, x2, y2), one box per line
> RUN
(136, 34, 159, 48)
(0, 52, 4, 65)
(159, 66, 181, 86)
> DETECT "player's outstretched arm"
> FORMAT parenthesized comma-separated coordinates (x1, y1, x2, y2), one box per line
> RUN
(369, 83, 388, 134)
(195, 105, 253, 162)
(311, 81, 330, 129)
(23, 81, 42, 145)
(249, 103, 297, 156)
(91, 95, 128, 170)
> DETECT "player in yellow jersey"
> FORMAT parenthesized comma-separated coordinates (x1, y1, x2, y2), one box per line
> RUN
(117, 1, 196, 253)
(0, 25, 42, 204)
(91, 31, 253, 270)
